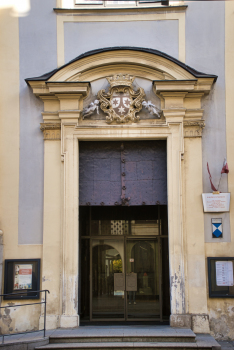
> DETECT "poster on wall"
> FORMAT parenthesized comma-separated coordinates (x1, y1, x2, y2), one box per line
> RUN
(216, 261, 233, 286)
(202, 193, 230, 212)
(14, 264, 33, 290)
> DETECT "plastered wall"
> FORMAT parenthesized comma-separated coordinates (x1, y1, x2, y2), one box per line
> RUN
(203, 1, 234, 340)
(64, 20, 179, 63)
(18, 0, 57, 244)
(1, 0, 234, 338)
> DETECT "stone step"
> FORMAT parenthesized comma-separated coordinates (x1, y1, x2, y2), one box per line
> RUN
(35, 342, 215, 350)
(49, 335, 196, 344)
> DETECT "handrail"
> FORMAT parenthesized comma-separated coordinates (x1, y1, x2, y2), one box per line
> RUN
(0, 289, 50, 344)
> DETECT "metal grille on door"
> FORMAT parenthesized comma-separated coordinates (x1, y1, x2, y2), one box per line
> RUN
(79, 141, 167, 206)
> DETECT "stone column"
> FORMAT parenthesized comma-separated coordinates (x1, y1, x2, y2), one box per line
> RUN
(39, 123, 62, 330)
(35, 83, 89, 329)
(183, 122, 210, 333)
(154, 81, 212, 331)
(56, 88, 89, 328)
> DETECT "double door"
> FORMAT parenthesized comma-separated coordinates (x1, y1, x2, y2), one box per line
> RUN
(91, 237, 162, 321)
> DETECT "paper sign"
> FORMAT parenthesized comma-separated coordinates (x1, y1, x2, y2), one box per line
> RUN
(129, 258, 134, 262)
(202, 193, 230, 212)
(14, 264, 33, 290)
(216, 261, 233, 286)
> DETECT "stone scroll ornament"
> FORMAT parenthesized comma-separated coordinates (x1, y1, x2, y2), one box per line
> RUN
(97, 74, 146, 124)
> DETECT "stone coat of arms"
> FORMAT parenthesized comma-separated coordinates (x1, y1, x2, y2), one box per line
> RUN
(97, 74, 145, 124)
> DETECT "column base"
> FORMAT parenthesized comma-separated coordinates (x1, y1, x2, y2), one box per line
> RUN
(191, 314, 210, 333)
(170, 314, 192, 328)
(60, 315, 79, 328)
(170, 314, 210, 333)
(39, 315, 60, 330)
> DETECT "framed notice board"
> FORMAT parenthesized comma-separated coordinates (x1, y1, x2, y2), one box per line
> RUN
(4, 259, 40, 300)
(208, 257, 234, 298)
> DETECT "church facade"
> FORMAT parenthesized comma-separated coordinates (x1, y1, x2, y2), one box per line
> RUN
(0, 0, 234, 340)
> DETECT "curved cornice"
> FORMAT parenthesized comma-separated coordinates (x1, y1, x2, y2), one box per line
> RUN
(25, 46, 217, 84)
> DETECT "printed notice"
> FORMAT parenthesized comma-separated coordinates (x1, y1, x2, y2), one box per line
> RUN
(14, 264, 33, 290)
(202, 193, 230, 212)
(216, 261, 233, 286)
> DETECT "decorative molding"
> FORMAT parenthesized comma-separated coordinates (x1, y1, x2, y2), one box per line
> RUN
(53, 6, 188, 14)
(98, 74, 145, 124)
(40, 123, 61, 140)
(183, 120, 205, 138)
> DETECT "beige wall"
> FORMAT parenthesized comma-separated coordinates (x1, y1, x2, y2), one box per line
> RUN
(0, 8, 42, 333)
(204, 1, 234, 340)
(0, 1, 234, 339)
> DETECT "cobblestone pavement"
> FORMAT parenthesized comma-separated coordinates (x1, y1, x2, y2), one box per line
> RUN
(218, 341, 234, 350)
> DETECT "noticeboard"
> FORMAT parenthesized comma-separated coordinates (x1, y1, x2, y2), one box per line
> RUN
(208, 257, 234, 298)
(4, 259, 40, 299)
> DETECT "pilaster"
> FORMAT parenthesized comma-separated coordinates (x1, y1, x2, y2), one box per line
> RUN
(35, 82, 89, 328)
(154, 80, 211, 331)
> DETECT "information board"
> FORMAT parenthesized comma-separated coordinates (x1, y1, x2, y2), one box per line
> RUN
(208, 257, 234, 298)
(202, 193, 230, 212)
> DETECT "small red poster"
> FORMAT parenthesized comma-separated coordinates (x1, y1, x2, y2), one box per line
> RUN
(14, 264, 33, 290)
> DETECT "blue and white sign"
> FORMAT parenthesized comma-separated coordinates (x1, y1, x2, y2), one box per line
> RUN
(212, 218, 223, 238)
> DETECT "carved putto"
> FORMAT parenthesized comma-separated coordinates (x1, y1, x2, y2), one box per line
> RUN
(97, 74, 145, 124)
(142, 100, 161, 118)
(83, 100, 99, 119)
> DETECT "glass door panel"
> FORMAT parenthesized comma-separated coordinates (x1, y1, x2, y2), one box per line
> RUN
(91, 239, 125, 319)
(126, 239, 160, 319)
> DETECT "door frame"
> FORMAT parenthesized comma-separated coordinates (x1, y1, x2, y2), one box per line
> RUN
(87, 234, 167, 322)
(67, 124, 186, 327)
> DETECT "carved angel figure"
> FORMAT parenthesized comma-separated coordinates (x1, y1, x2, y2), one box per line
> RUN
(83, 100, 99, 119)
(142, 100, 161, 118)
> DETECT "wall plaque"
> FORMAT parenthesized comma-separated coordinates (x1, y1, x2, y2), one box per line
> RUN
(202, 193, 230, 212)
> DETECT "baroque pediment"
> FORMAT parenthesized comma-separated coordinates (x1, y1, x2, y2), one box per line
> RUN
(26, 47, 217, 87)
(26, 47, 217, 136)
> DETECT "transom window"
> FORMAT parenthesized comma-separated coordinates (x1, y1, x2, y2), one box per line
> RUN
(58, 0, 183, 9)
(75, 0, 170, 6)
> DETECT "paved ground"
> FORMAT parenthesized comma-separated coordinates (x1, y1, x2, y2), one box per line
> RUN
(0, 327, 232, 349)
(218, 341, 234, 350)
(0, 326, 194, 344)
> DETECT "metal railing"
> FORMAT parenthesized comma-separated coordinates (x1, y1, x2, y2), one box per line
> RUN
(0, 290, 50, 344)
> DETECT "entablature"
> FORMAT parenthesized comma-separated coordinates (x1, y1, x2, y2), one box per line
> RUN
(26, 47, 217, 139)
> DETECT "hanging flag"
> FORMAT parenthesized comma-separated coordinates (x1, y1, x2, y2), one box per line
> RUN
(207, 162, 218, 192)
(221, 158, 229, 174)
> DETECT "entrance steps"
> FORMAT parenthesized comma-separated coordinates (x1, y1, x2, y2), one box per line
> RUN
(35, 327, 221, 350)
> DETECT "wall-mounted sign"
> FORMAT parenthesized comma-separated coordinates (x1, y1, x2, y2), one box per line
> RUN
(216, 261, 233, 286)
(211, 218, 223, 238)
(202, 193, 230, 212)
(126, 273, 137, 292)
(4, 259, 40, 299)
(208, 257, 234, 298)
